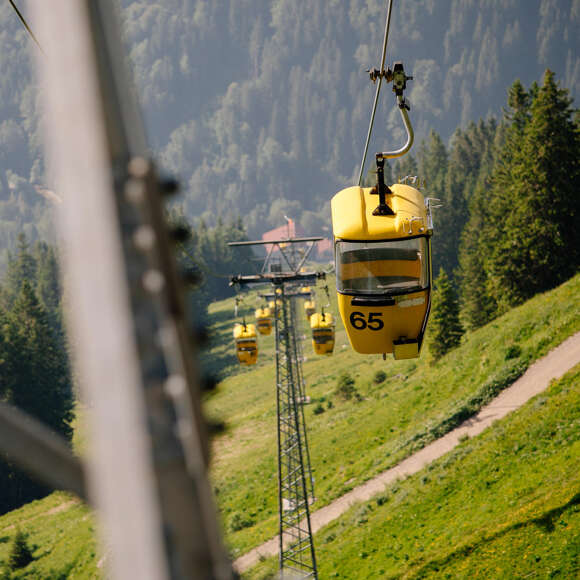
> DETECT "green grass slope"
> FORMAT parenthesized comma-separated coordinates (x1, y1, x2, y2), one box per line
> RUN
(246, 363, 580, 579)
(0, 493, 97, 579)
(207, 273, 580, 556)
(0, 273, 578, 577)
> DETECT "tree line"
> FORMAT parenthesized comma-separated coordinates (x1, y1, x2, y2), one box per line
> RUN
(0, 234, 72, 514)
(0, 217, 250, 514)
(1, 1, 579, 255)
(427, 70, 579, 360)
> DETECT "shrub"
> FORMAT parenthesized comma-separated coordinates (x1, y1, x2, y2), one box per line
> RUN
(505, 344, 522, 360)
(8, 531, 34, 570)
(335, 372, 358, 401)
(229, 513, 255, 532)
(313, 403, 325, 415)
(373, 370, 387, 384)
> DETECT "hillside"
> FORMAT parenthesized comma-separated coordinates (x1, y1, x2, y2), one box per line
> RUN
(0, 273, 578, 577)
(1, 0, 579, 252)
(245, 363, 580, 578)
(206, 273, 580, 556)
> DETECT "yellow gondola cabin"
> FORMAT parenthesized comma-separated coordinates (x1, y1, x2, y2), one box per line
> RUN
(255, 307, 273, 335)
(233, 323, 258, 365)
(304, 299, 316, 320)
(331, 182, 433, 360)
(310, 312, 335, 355)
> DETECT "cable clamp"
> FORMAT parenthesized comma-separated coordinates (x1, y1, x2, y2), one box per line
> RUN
(366, 67, 394, 84)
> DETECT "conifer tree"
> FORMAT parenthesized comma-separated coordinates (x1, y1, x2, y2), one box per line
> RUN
(393, 154, 418, 182)
(4, 234, 37, 307)
(5, 281, 73, 438)
(33, 242, 61, 314)
(435, 120, 497, 281)
(428, 268, 464, 361)
(484, 70, 580, 309)
(7, 530, 34, 570)
(458, 120, 502, 329)
(417, 130, 447, 198)
(0, 280, 73, 514)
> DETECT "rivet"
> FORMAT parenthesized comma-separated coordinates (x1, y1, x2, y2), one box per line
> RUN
(133, 225, 156, 250)
(143, 269, 165, 293)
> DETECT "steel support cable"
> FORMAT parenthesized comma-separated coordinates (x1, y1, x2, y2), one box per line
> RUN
(8, 0, 43, 52)
(357, 0, 394, 186)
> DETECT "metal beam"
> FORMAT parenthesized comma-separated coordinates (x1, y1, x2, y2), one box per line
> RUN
(32, 2, 232, 579)
(231, 272, 324, 287)
(0, 402, 86, 500)
(275, 289, 318, 578)
(228, 237, 323, 247)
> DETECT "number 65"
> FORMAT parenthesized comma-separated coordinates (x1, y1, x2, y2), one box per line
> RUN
(349, 311, 384, 331)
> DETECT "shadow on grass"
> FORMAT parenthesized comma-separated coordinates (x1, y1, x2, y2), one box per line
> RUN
(201, 350, 238, 380)
(407, 492, 580, 577)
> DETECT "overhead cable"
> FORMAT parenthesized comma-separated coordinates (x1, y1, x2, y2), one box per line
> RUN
(357, 0, 394, 185)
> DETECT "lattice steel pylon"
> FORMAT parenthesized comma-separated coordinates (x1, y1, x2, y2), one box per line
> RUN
(229, 238, 322, 578)
(275, 286, 318, 578)
(289, 294, 316, 503)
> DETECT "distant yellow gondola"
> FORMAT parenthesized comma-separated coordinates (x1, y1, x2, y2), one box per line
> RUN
(255, 307, 273, 335)
(304, 299, 316, 320)
(233, 323, 258, 365)
(310, 312, 335, 355)
(331, 182, 433, 360)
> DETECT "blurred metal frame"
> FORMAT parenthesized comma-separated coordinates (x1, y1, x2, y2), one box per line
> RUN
(28, 1, 233, 578)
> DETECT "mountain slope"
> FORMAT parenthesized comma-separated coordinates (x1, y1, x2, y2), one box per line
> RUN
(246, 364, 580, 579)
(1, 1, 578, 244)
(0, 273, 578, 577)
(205, 272, 580, 556)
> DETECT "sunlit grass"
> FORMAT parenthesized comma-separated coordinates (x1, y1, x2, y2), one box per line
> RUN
(0, 492, 99, 579)
(245, 364, 580, 578)
(0, 273, 578, 577)
(206, 273, 580, 555)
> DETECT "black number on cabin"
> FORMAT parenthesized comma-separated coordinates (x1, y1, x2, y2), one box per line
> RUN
(349, 312, 384, 331)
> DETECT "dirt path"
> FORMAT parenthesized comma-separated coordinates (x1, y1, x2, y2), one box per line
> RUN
(1, 499, 79, 532)
(234, 331, 580, 573)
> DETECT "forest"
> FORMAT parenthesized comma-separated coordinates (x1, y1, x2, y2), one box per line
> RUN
(0, 0, 578, 257)
(0, 235, 73, 514)
(0, 1, 579, 514)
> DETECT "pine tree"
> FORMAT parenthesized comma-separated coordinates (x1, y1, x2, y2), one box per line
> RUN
(3, 234, 37, 307)
(0, 280, 73, 514)
(458, 120, 501, 329)
(33, 242, 61, 314)
(5, 281, 73, 437)
(484, 70, 580, 309)
(417, 130, 448, 198)
(7, 530, 34, 570)
(393, 154, 418, 182)
(436, 120, 497, 281)
(428, 268, 464, 361)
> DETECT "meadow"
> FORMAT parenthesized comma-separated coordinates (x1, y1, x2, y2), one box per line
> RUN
(0, 272, 578, 577)
(245, 364, 580, 578)
(206, 272, 580, 556)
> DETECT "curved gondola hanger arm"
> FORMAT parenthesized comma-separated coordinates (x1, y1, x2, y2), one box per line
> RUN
(376, 62, 414, 160)
(358, 0, 415, 183)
